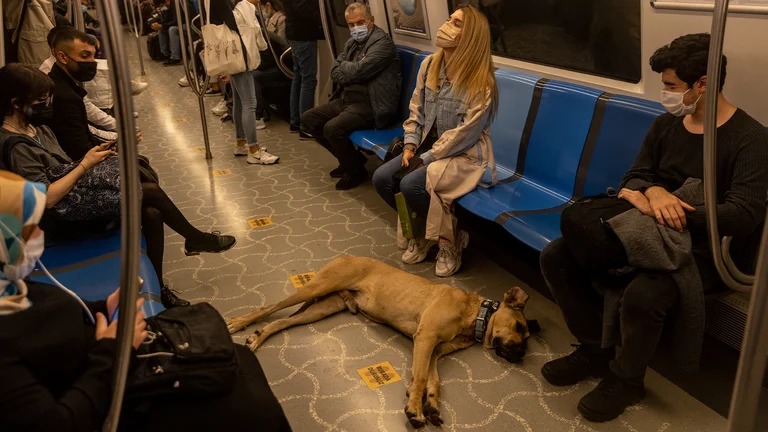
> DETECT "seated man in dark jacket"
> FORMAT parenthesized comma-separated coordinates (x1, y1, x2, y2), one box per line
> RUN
(539, 33, 768, 423)
(301, 2, 401, 190)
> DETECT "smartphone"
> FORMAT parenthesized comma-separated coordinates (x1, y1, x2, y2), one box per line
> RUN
(106, 141, 118, 151)
(110, 307, 119, 323)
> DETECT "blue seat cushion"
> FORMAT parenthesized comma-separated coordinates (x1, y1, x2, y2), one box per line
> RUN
(41, 228, 147, 269)
(501, 211, 564, 252)
(458, 176, 570, 222)
(349, 127, 403, 160)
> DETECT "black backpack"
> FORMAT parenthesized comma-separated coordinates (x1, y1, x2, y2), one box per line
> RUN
(126, 302, 239, 399)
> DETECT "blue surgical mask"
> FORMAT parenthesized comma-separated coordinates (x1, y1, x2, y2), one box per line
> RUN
(350, 25, 369, 43)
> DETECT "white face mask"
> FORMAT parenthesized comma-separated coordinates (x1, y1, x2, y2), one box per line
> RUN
(660, 88, 701, 117)
(0, 221, 44, 281)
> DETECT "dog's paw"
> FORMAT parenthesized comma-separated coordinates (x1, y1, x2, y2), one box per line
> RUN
(404, 407, 426, 429)
(245, 334, 259, 351)
(424, 404, 443, 426)
(226, 318, 248, 334)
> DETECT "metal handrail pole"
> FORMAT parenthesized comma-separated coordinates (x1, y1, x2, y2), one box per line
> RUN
(73, 0, 85, 31)
(726, 221, 768, 431)
(0, 3, 5, 68)
(125, 0, 146, 75)
(702, 0, 753, 291)
(255, 3, 293, 79)
(93, 0, 143, 430)
(279, 47, 294, 79)
(175, 0, 212, 159)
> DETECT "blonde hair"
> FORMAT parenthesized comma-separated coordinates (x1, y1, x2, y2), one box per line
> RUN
(427, 5, 498, 119)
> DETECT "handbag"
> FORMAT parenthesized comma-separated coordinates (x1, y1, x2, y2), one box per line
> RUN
(559, 194, 634, 271)
(384, 135, 405, 162)
(126, 302, 239, 399)
(200, 0, 247, 76)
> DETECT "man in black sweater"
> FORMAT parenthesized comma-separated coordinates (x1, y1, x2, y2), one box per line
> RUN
(539, 33, 768, 422)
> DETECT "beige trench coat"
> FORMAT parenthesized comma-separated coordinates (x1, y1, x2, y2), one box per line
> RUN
(402, 54, 496, 243)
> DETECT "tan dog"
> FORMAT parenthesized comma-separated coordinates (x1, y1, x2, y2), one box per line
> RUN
(226, 256, 532, 429)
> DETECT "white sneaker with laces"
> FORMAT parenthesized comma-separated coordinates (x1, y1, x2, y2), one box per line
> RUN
(233, 144, 248, 156)
(178, 76, 190, 87)
(131, 79, 149, 95)
(435, 230, 469, 277)
(255, 118, 266, 130)
(401, 237, 437, 264)
(247, 148, 279, 165)
(212, 100, 228, 116)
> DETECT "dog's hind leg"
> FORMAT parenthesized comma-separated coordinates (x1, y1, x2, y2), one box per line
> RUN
(226, 258, 364, 333)
(245, 294, 347, 351)
(423, 339, 473, 426)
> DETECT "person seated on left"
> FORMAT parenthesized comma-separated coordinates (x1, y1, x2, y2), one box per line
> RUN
(0, 172, 292, 432)
(301, 2, 401, 190)
(0, 63, 237, 308)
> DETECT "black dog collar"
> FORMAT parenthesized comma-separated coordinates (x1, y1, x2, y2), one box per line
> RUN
(474, 299, 500, 343)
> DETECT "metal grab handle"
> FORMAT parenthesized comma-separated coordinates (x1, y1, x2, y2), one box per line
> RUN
(92, 0, 143, 430)
(175, 0, 212, 159)
(702, 0, 754, 293)
(255, 4, 293, 80)
(279, 47, 294, 80)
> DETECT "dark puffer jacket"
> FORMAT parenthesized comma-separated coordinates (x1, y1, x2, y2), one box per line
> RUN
(330, 26, 401, 129)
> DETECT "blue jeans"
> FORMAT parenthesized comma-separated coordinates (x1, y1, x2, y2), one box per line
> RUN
(230, 71, 259, 147)
(289, 40, 318, 128)
(158, 26, 181, 60)
(372, 157, 430, 236)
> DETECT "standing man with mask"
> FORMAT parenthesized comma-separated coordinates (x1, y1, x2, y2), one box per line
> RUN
(301, 2, 400, 190)
(539, 33, 768, 422)
(283, 0, 324, 138)
(46, 27, 102, 160)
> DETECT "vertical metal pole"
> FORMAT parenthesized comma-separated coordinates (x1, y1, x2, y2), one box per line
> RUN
(0, 2, 5, 68)
(73, 0, 85, 31)
(93, 0, 142, 430)
(727, 223, 768, 431)
(702, 0, 753, 292)
(175, 0, 212, 159)
(125, 0, 146, 76)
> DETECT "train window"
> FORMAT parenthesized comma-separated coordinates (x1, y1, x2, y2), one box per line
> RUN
(447, 0, 642, 83)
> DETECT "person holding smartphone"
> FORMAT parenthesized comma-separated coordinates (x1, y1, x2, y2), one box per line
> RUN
(372, 5, 498, 277)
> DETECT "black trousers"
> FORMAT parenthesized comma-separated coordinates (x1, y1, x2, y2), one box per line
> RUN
(540, 237, 720, 379)
(123, 344, 292, 431)
(301, 98, 375, 175)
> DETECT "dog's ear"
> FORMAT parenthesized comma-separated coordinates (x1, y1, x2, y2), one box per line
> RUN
(503, 286, 529, 309)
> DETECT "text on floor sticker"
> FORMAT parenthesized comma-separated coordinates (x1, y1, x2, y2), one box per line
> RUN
(289, 272, 316, 288)
(212, 168, 232, 177)
(357, 361, 402, 389)
(247, 217, 272, 229)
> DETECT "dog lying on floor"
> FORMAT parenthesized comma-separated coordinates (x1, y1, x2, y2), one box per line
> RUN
(226, 256, 536, 428)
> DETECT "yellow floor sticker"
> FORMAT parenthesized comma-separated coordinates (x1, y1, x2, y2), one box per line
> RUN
(212, 168, 232, 177)
(289, 272, 316, 288)
(192, 147, 206, 153)
(357, 361, 402, 390)
(247, 217, 272, 229)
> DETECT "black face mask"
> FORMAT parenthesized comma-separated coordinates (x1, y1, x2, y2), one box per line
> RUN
(62, 53, 98, 82)
(25, 102, 54, 126)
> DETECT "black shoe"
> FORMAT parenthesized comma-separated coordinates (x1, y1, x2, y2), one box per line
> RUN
(299, 131, 314, 141)
(335, 170, 367, 190)
(221, 113, 232, 122)
(578, 371, 645, 422)
(330, 165, 345, 178)
(163, 58, 182, 66)
(184, 231, 236, 256)
(289, 124, 300, 133)
(161, 285, 190, 308)
(541, 344, 612, 386)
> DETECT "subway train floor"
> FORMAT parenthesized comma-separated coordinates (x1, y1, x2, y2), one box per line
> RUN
(130, 47, 727, 431)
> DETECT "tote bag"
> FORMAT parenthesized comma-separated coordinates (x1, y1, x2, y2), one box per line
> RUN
(201, 0, 246, 76)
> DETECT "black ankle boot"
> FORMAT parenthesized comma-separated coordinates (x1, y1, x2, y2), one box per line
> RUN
(541, 344, 613, 386)
(329, 165, 344, 178)
(184, 231, 236, 256)
(161, 285, 190, 308)
(578, 371, 645, 422)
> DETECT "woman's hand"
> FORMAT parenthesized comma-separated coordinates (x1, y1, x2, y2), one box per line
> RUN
(95, 298, 148, 350)
(402, 148, 416, 167)
(82, 143, 116, 170)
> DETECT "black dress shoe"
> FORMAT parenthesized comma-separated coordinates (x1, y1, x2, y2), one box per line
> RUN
(184, 231, 236, 256)
(541, 344, 613, 386)
(161, 285, 190, 308)
(330, 166, 344, 178)
(578, 371, 645, 422)
(335, 170, 367, 190)
(163, 58, 182, 66)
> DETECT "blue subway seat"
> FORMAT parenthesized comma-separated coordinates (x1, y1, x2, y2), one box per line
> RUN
(349, 48, 428, 159)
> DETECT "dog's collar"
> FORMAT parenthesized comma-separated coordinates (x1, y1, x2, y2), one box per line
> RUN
(474, 299, 500, 343)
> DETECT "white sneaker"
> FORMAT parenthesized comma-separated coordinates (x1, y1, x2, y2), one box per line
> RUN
(435, 230, 469, 277)
(212, 100, 228, 116)
(255, 118, 266, 130)
(233, 144, 248, 156)
(401, 237, 437, 264)
(131, 79, 149, 95)
(133, 111, 139, 118)
(178, 75, 189, 87)
(247, 148, 279, 165)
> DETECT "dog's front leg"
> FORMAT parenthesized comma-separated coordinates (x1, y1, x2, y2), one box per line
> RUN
(405, 332, 439, 429)
(423, 339, 473, 426)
